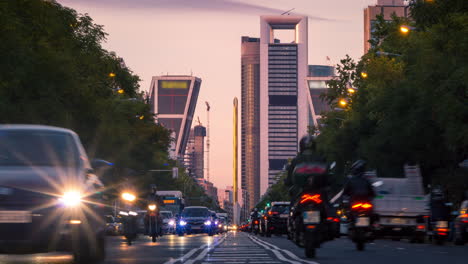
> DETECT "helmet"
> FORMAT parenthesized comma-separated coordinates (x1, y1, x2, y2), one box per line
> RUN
(349, 160, 366, 176)
(299, 135, 317, 153)
(150, 184, 157, 193)
(254, 208, 258, 212)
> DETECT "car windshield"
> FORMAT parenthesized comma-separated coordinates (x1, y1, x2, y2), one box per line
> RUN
(0, 130, 80, 167)
(161, 212, 172, 219)
(272, 205, 289, 214)
(181, 208, 209, 217)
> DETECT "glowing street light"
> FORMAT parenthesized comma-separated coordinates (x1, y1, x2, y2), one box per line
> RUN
(117, 89, 124, 94)
(109, 72, 116, 78)
(361, 72, 368, 78)
(339, 99, 347, 107)
(400, 25, 416, 35)
(348, 88, 356, 94)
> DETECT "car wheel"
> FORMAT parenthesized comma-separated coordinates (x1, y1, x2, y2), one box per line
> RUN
(73, 234, 106, 264)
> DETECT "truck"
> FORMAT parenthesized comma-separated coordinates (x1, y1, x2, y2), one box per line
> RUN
(157, 191, 185, 216)
(370, 165, 429, 242)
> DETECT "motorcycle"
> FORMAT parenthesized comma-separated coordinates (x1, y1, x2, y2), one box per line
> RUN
(120, 192, 138, 245)
(251, 217, 261, 235)
(431, 220, 450, 245)
(147, 204, 160, 242)
(290, 192, 329, 258)
(348, 201, 374, 251)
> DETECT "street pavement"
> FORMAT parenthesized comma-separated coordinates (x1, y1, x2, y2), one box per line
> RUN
(0, 231, 466, 264)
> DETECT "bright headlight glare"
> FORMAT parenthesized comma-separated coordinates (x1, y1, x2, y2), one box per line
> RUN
(148, 204, 156, 211)
(60, 191, 82, 207)
(179, 220, 187, 226)
(122, 192, 136, 202)
(168, 220, 175, 226)
(204, 220, 212, 226)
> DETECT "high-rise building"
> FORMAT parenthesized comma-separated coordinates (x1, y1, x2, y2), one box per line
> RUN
(259, 16, 308, 194)
(149, 76, 202, 160)
(305, 65, 335, 128)
(184, 125, 206, 179)
(364, 0, 410, 53)
(241, 36, 261, 210)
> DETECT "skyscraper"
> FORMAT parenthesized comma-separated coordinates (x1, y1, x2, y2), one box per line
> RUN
(305, 65, 335, 128)
(259, 16, 308, 194)
(241, 36, 261, 210)
(184, 125, 206, 179)
(149, 75, 201, 160)
(364, 0, 410, 53)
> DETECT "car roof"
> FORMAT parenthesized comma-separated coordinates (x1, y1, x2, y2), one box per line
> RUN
(271, 201, 290, 206)
(184, 206, 208, 209)
(0, 124, 77, 135)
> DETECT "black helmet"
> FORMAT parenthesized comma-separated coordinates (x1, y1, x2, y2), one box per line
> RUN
(299, 135, 317, 153)
(349, 160, 366, 176)
(150, 184, 157, 193)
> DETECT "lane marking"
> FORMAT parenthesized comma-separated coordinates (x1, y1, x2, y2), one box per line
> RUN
(249, 235, 320, 264)
(248, 235, 303, 264)
(183, 234, 228, 264)
(163, 235, 226, 264)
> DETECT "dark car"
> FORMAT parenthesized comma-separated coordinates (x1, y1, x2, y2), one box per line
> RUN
(454, 201, 468, 245)
(264, 202, 290, 236)
(0, 125, 107, 263)
(177, 206, 215, 236)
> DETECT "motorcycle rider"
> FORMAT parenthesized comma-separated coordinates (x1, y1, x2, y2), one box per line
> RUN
(342, 160, 376, 205)
(250, 208, 261, 232)
(145, 184, 162, 235)
(285, 135, 329, 205)
(429, 186, 451, 223)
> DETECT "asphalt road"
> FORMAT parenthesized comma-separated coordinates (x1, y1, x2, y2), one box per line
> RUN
(0, 232, 466, 264)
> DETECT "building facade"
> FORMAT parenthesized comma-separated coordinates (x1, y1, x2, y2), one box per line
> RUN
(364, 0, 410, 53)
(196, 178, 218, 205)
(184, 125, 206, 179)
(259, 16, 308, 194)
(149, 76, 201, 160)
(241, 36, 261, 210)
(305, 65, 335, 128)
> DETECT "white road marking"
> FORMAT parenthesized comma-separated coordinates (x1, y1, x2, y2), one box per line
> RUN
(183, 235, 228, 264)
(249, 235, 320, 264)
(163, 234, 226, 264)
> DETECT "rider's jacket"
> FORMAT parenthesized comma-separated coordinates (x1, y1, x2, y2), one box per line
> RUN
(343, 173, 375, 203)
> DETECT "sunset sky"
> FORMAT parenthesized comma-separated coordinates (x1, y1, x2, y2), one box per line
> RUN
(59, 0, 377, 191)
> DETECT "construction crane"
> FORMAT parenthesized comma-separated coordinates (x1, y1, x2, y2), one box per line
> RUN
(196, 116, 202, 126)
(205, 102, 211, 182)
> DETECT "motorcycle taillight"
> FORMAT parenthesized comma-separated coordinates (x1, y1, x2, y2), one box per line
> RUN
(300, 194, 322, 204)
(351, 202, 373, 210)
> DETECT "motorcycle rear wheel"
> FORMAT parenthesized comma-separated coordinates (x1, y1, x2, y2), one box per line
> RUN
(305, 239, 316, 258)
(356, 240, 365, 251)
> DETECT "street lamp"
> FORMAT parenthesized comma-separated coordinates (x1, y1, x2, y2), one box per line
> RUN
(348, 88, 356, 94)
(361, 72, 368, 79)
(109, 72, 116, 78)
(400, 25, 416, 34)
(339, 99, 347, 107)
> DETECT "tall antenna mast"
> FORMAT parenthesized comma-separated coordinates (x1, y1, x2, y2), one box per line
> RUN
(205, 101, 211, 182)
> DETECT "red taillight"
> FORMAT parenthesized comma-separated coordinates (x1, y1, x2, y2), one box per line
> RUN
(254, 220, 259, 224)
(296, 166, 326, 174)
(437, 228, 449, 232)
(268, 211, 279, 215)
(417, 225, 425, 230)
(352, 203, 373, 210)
(300, 194, 322, 204)
(333, 218, 340, 223)
(423, 215, 429, 218)
(327, 217, 333, 221)
(438, 232, 447, 236)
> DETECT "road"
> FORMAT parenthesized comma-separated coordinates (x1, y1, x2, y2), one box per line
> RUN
(0, 232, 466, 264)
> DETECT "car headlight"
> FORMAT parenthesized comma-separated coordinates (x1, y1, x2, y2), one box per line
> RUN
(179, 220, 187, 226)
(121, 192, 136, 202)
(204, 220, 212, 226)
(60, 191, 82, 207)
(148, 204, 156, 211)
(215, 220, 219, 225)
(168, 220, 175, 226)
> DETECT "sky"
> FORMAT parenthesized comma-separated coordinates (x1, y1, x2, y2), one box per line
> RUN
(59, 0, 377, 191)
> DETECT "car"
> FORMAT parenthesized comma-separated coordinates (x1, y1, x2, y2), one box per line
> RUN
(0, 125, 107, 263)
(264, 202, 290, 236)
(161, 210, 176, 234)
(454, 202, 468, 245)
(177, 206, 215, 236)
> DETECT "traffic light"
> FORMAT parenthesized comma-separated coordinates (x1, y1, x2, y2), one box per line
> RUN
(266, 202, 271, 207)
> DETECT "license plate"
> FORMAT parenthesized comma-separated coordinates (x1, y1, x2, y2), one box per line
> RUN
(0, 211, 32, 223)
(391, 218, 405, 225)
(280, 214, 288, 218)
(191, 226, 201, 230)
(356, 217, 369, 227)
(303, 211, 320, 224)
(254, 225, 259, 229)
(436, 221, 448, 228)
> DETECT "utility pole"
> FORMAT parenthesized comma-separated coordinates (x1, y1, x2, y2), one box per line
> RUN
(205, 101, 211, 182)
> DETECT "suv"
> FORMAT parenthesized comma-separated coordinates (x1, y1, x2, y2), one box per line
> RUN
(0, 125, 106, 263)
(161, 210, 175, 234)
(177, 206, 215, 236)
(264, 202, 290, 236)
